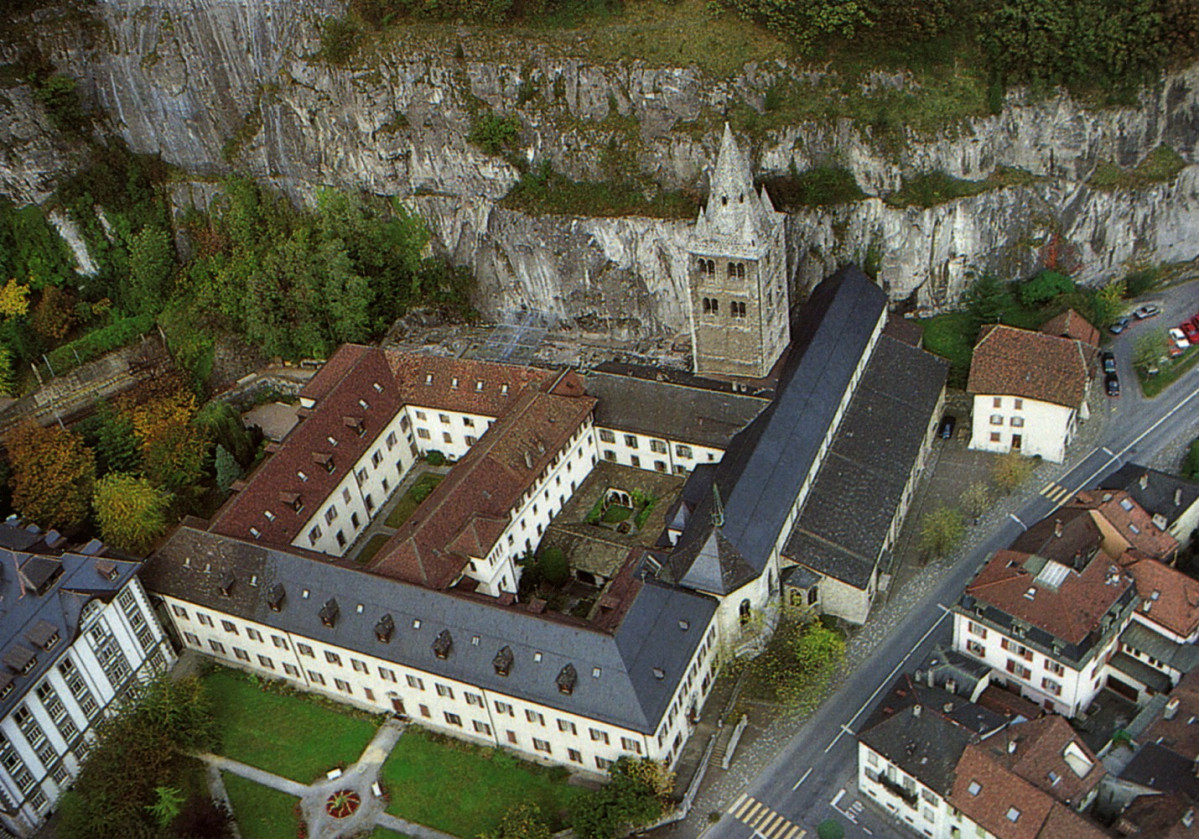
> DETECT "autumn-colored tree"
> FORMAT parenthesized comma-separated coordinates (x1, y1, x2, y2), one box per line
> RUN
(479, 803, 552, 839)
(93, 473, 172, 554)
(143, 424, 210, 492)
(30, 285, 78, 340)
(5, 419, 96, 529)
(961, 481, 992, 519)
(117, 373, 197, 445)
(993, 452, 1035, 493)
(919, 507, 966, 558)
(0, 278, 30, 319)
(0, 345, 16, 397)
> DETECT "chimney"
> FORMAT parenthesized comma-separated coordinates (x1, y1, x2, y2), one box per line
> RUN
(524, 451, 533, 469)
(1054, 519, 1063, 538)
(1165, 697, 1181, 720)
(1008, 740, 1017, 755)
(1139, 473, 1149, 490)
(912, 704, 922, 718)
(1176, 488, 1183, 506)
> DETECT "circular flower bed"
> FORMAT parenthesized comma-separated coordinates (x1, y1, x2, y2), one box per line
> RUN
(325, 789, 361, 819)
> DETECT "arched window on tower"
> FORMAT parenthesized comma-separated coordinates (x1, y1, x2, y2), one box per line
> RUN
(702, 298, 711, 314)
(727, 262, 745, 279)
(739, 599, 752, 626)
(706, 259, 715, 275)
(711, 298, 719, 314)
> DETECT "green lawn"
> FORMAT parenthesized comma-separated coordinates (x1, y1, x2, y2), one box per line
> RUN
(356, 532, 392, 564)
(204, 668, 380, 783)
(380, 729, 584, 837)
(222, 772, 298, 839)
(918, 296, 1058, 388)
(385, 473, 444, 528)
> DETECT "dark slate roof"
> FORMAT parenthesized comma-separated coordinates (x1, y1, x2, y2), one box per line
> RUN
(916, 645, 993, 699)
(1010, 508, 1102, 570)
(1121, 621, 1199, 674)
(143, 527, 717, 734)
(1109, 651, 1173, 693)
(583, 369, 768, 449)
(784, 335, 947, 587)
(670, 530, 757, 596)
(0, 531, 140, 719)
(781, 564, 820, 589)
(858, 675, 1008, 796)
(668, 266, 888, 583)
(1121, 742, 1199, 800)
(1099, 463, 1199, 528)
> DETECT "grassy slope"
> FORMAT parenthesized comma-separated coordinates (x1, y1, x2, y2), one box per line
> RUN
(222, 772, 299, 839)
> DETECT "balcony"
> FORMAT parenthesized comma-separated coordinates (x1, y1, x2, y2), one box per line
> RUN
(866, 768, 918, 808)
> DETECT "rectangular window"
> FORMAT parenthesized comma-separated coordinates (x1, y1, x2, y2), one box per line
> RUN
(675, 444, 693, 459)
(621, 737, 642, 754)
(171, 605, 189, 619)
(325, 651, 342, 666)
(1011, 416, 1024, 427)
(1013, 398, 1023, 410)
(439, 413, 450, 424)
(272, 635, 288, 649)
(197, 614, 214, 627)
(533, 738, 551, 754)
(283, 663, 300, 678)
(624, 434, 639, 448)
(334, 678, 352, 694)
(309, 526, 322, 546)
(1006, 659, 1032, 680)
(568, 748, 582, 763)
(968, 621, 987, 639)
(599, 429, 616, 443)
(596, 757, 612, 770)
(208, 640, 226, 655)
(495, 701, 513, 716)
(184, 632, 200, 646)
(1046, 660, 1065, 676)
(463, 417, 475, 427)
(966, 640, 985, 657)
(233, 647, 250, 661)
(472, 720, 492, 735)
(444, 712, 463, 727)
(990, 432, 1001, 442)
(436, 684, 453, 699)
(257, 655, 275, 670)
(246, 627, 263, 642)
(417, 428, 431, 439)
(351, 659, 368, 673)
(386, 431, 397, 449)
(407, 675, 424, 690)
(557, 719, 577, 735)
(525, 710, 545, 726)
(325, 506, 339, 524)
(419, 705, 430, 718)
(308, 671, 326, 686)
(379, 668, 397, 682)
(993, 397, 1002, 408)
(590, 729, 610, 744)
(630, 455, 640, 468)
(465, 693, 484, 707)
(1041, 678, 1062, 696)
(989, 414, 1003, 425)
(297, 644, 315, 658)
(506, 730, 518, 745)
(650, 439, 667, 454)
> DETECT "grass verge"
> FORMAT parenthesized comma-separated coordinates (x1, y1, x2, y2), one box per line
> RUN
(885, 167, 1042, 208)
(205, 667, 380, 783)
(356, 532, 393, 564)
(222, 772, 299, 839)
(385, 473, 445, 528)
(380, 727, 584, 837)
(1139, 347, 1199, 398)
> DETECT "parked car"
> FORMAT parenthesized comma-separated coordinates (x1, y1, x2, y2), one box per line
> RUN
(1105, 373, 1121, 397)
(1101, 351, 1116, 374)
(1109, 317, 1132, 335)
(1134, 304, 1162, 320)
(939, 415, 957, 440)
(1182, 318, 1199, 344)
(1169, 327, 1190, 357)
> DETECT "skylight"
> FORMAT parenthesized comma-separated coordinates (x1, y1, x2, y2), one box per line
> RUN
(968, 781, 981, 796)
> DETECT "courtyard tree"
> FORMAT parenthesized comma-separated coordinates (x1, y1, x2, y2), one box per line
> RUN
(92, 473, 172, 554)
(1134, 327, 1169, 370)
(480, 803, 552, 839)
(919, 506, 966, 558)
(960, 481, 992, 519)
(993, 451, 1035, 493)
(5, 419, 96, 529)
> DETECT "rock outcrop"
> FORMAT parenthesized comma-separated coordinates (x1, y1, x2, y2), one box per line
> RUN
(2, 0, 1198, 332)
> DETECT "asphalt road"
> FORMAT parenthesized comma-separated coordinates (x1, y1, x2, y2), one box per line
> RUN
(704, 281, 1199, 839)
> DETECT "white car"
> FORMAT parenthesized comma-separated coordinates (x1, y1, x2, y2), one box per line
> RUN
(1169, 327, 1190, 356)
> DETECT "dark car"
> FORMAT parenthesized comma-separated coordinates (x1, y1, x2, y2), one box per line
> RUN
(1109, 317, 1132, 335)
(1105, 372, 1120, 397)
(939, 415, 956, 439)
(1101, 351, 1116, 374)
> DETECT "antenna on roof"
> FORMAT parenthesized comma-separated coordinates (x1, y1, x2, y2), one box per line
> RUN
(711, 483, 725, 529)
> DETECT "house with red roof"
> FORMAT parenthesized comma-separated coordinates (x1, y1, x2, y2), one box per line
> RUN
(967, 323, 1095, 463)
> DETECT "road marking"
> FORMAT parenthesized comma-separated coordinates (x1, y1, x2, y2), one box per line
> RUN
(1008, 513, 1027, 529)
(726, 796, 804, 839)
(1101, 446, 1114, 456)
(1040, 482, 1071, 502)
(791, 767, 812, 790)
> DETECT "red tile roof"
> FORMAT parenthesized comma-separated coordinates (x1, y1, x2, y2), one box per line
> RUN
(967, 325, 1091, 408)
(1069, 490, 1180, 563)
(300, 344, 371, 403)
(211, 347, 403, 545)
(967, 550, 1132, 645)
(1039, 309, 1100, 348)
(985, 716, 1104, 807)
(1144, 668, 1199, 757)
(1122, 558, 1199, 640)
(370, 371, 596, 589)
(386, 350, 550, 417)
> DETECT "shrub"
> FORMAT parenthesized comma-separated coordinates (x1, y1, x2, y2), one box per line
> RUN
(1184, 437, 1199, 481)
(919, 507, 965, 558)
(425, 450, 446, 466)
(761, 167, 865, 208)
(468, 112, 521, 156)
(319, 17, 363, 65)
(1017, 269, 1074, 306)
(34, 73, 89, 134)
(993, 452, 1035, 493)
(540, 547, 569, 585)
(45, 313, 154, 376)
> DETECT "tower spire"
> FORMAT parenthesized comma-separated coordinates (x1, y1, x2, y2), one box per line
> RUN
(711, 482, 725, 529)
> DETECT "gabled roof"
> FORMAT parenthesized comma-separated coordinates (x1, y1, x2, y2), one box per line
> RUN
(143, 527, 717, 734)
(965, 549, 1133, 646)
(1121, 742, 1199, 801)
(386, 351, 550, 417)
(1039, 308, 1100, 348)
(668, 266, 887, 586)
(1099, 463, 1199, 529)
(980, 715, 1104, 808)
(669, 529, 757, 596)
(211, 346, 404, 545)
(967, 324, 1091, 408)
(1121, 621, 1199, 677)
(1070, 490, 1179, 562)
(1142, 667, 1199, 757)
(1122, 558, 1199, 639)
(1010, 508, 1102, 570)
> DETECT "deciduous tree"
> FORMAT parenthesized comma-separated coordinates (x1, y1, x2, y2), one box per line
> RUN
(993, 452, 1035, 493)
(5, 420, 95, 529)
(919, 506, 966, 558)
(0, 278, 30, 318)
(93, 473, 172, 554)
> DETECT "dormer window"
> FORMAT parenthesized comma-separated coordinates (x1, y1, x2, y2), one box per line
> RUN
(451, 377, 459, 389)
(475, 381, 484, 392)
(249, 527, 261, 539)
(319, 598, 339, 628)
(42, 633, 58, 652)
(297, 471, 309, 482)
(372, 382, 383, 393)
(344, 416, 366, 437)
(557, 664, 577, 695)
(500, 384, 509, 395)
(493, 646, 514, 676)
(433, 630, 453, 659)
(219, 573, 235, 597)
(425, 373, 433, 385)
(375, 614, 395, 643)
(313, 452, 335, 473)
(268, 584, 285, 612)
(358, 399, 370, 410)
(95, 559, 119, 581)
(264, 510, 276, 522)
(652, 668, 665, 680)
(280, 492, 304, 514)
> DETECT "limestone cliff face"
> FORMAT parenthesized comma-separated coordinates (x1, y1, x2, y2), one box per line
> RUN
(4, 0, 1199, 333)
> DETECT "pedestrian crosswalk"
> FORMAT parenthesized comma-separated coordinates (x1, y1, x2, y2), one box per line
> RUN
(727, 794, 806, 839)
(1041, 482, 1073, 503)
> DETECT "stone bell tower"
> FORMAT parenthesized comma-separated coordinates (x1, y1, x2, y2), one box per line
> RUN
(686, 124, 789, 380)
